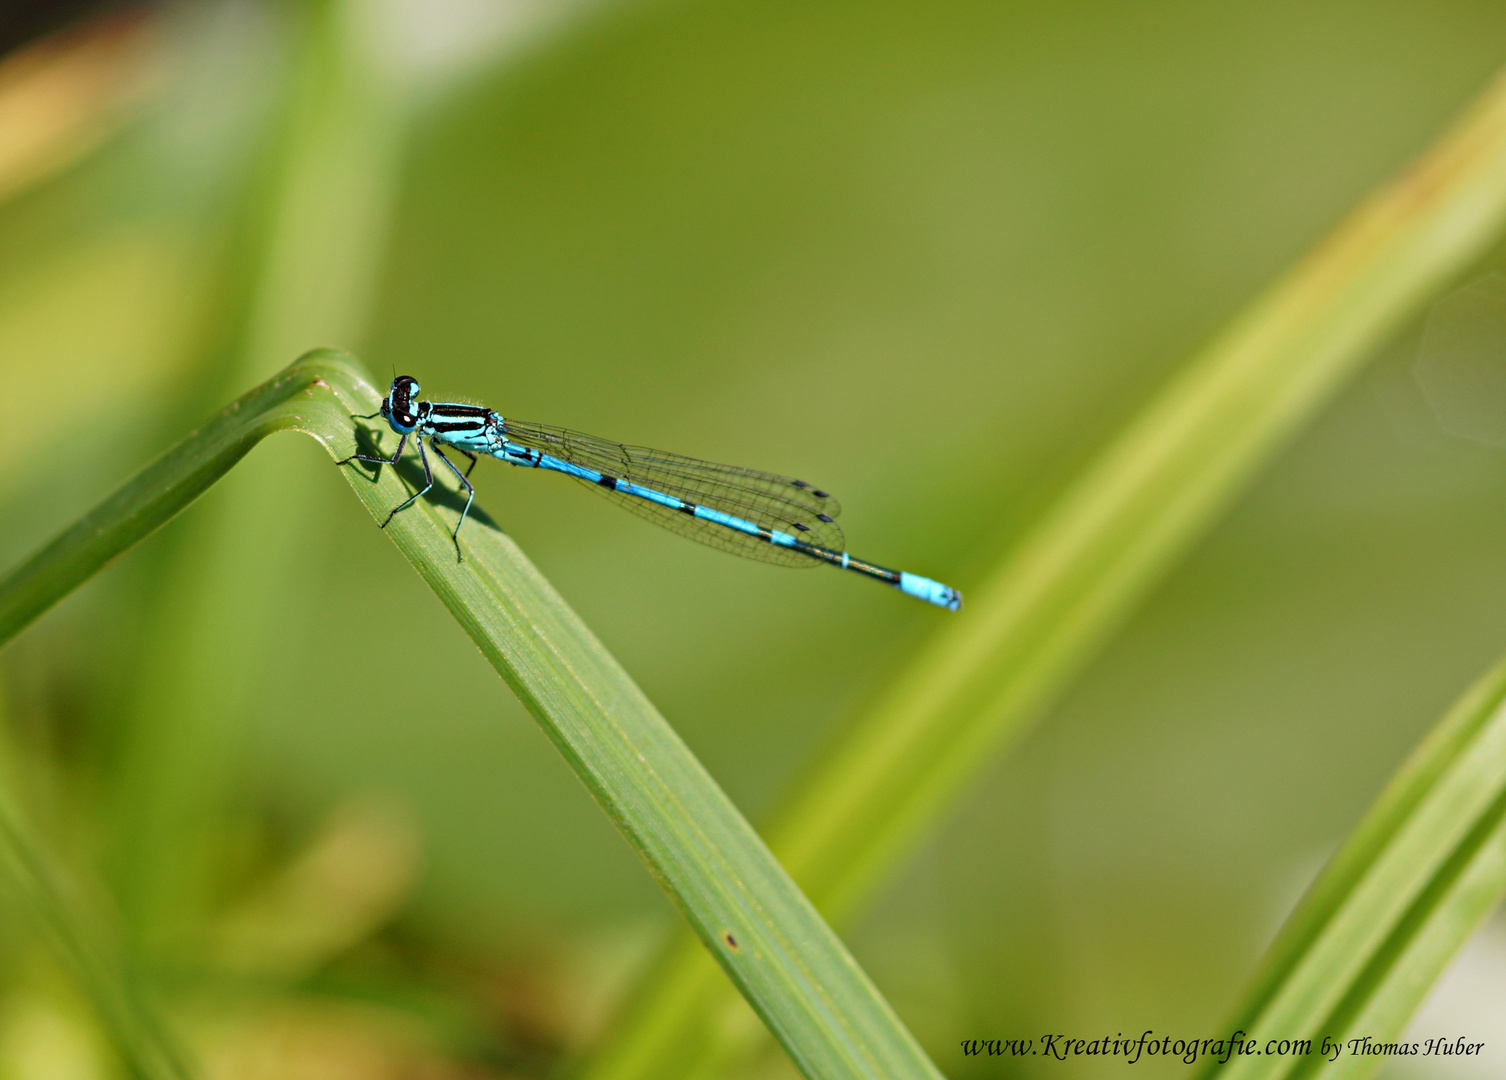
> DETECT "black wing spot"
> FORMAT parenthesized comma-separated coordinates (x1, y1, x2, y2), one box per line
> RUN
(791, 480, 809, 488)
(793, 522, 809, 532)
(813, 489, 830, 498)
(817, 513, 834, 523)
(596, 475, 617, 489)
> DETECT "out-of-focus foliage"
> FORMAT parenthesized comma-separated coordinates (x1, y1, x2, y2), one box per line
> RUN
(3, 1, 1506, 1079)
(1201, 653, 1506, 1080)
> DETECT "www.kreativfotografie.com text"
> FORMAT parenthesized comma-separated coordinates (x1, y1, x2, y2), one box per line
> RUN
(960, 1032, 1485, 1065)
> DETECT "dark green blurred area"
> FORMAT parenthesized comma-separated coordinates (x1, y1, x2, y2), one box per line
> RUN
(2, 0, 1506, 1076)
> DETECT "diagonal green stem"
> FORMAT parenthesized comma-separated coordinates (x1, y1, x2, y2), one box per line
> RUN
(0, 365, 328, 647)
(582, 61, 1506, 1080)
(1202, 654, 1506, 1080)
(0, 350, 942, 1080)
(0, 784, 191, 1080)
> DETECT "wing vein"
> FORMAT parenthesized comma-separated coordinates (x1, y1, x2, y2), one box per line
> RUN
(502, 420, 845, 567)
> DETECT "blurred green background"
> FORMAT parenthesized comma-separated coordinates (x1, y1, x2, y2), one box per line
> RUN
(2, 0, 1506, 1077)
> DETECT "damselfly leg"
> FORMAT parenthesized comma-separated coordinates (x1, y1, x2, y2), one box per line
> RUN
(428, 440, 476, 553)
(341, 412, 476, 559)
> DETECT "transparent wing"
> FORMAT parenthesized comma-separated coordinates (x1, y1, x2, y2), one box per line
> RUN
(502, 419, 845, 567)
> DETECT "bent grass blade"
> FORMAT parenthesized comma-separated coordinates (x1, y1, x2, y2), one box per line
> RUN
(0, 350, 942, 1080)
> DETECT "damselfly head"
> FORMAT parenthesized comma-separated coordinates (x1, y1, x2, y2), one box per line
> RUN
(387, 375, 422, 432)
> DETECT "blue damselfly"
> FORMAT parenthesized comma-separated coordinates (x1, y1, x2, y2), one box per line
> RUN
(340, 376, 962, 610)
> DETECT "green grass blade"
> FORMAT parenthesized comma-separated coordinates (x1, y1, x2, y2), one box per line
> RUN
(583, 62, 1506, 1080)
(0, 364, 333, 647)
(0, 349, 943, 1080)
(1200, 656, 1506, 1080)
